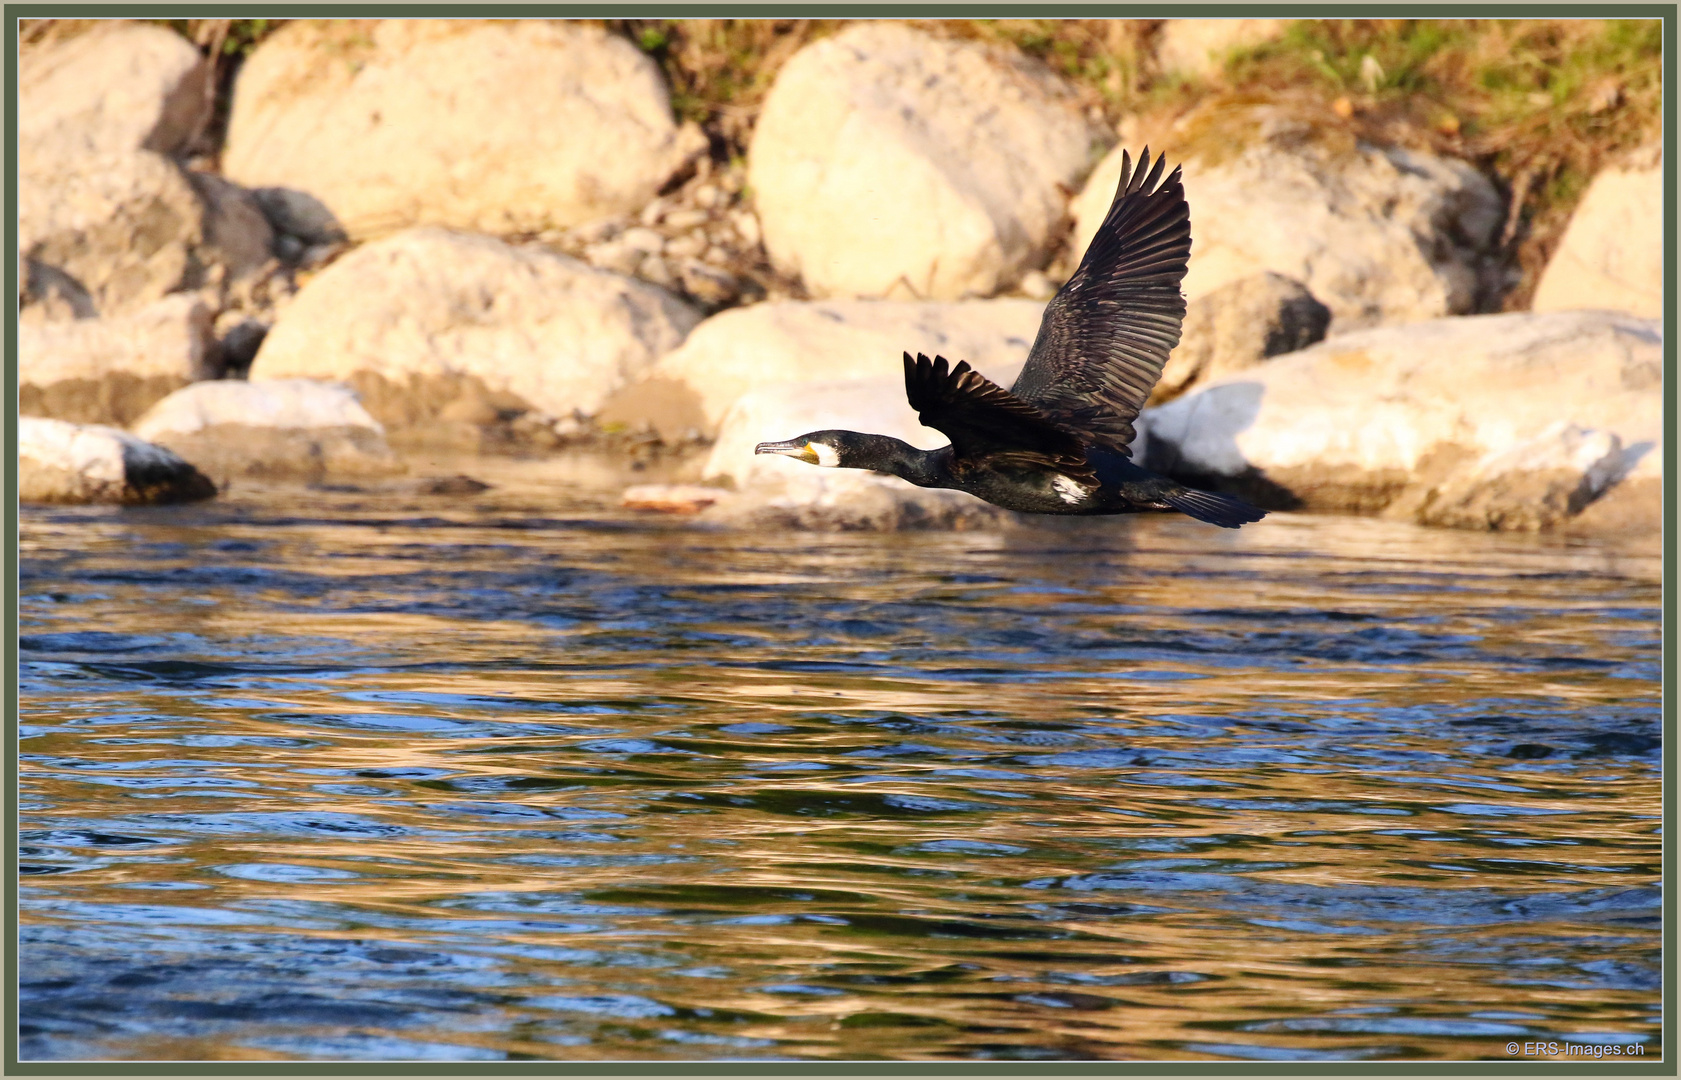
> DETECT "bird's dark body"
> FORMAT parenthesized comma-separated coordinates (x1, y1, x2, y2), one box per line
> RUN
(755, 148, 1267, 530)
(884, 443, 1178, 516)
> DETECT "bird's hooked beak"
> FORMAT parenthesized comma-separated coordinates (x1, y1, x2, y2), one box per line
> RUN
(755, 439, 820, 465)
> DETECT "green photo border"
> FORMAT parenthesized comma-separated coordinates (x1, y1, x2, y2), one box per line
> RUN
(3, 4, 1674, 1076)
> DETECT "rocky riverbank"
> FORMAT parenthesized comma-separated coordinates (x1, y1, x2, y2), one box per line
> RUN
(18, 18, 1663, 536)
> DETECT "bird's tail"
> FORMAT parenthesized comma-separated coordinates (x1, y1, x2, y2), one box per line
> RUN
(1164, 486, 1267, 529)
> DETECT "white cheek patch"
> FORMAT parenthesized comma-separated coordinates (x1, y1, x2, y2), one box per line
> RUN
(809, 442, 841, 467)
(1052, 474, 1089, 504)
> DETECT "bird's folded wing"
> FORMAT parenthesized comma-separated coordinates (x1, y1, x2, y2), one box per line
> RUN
(903, 352, 1093, 479)
(1009, 147, 1192, 456)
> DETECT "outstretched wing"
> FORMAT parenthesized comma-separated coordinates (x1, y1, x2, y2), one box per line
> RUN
(903, 352, 1093, 480)
(1010, 147, 1192, 456)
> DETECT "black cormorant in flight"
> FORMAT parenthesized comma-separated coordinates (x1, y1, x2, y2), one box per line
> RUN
(755, 148, 1265, 529)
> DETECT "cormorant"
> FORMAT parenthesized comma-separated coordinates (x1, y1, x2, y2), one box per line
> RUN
(755, 148, 1265, 529)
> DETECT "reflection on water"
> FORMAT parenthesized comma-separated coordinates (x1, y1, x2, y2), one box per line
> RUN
(18, 460, 1662, 1061)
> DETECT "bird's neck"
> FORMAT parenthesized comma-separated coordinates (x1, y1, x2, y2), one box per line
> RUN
(853, 435, 951, 488)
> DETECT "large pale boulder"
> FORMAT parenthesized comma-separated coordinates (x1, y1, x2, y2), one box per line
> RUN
(698, 376, 1012, 531)
(1154, 19, 1288, 80)
(19, 416, 215, 505)
(19, 294, 216, 427)
(222, 20, 706, 240)
(1153, 272, 1330, 403)
(19, 21, 210, 160)
(1070, 123, 1503, 331)
(605, 298, 1047, 438)
(18, 149, 274, 317)
(133, 378, 401, 480)
(1532, 146, 1663, 319)
(1142, 310, 1661, 532)
(248, 227, 701, 445)
(748, 22, 1104, 300)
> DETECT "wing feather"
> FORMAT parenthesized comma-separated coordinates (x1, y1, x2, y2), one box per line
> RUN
(903, 352, 1093, 481)
(1010, 147, 1192, 455)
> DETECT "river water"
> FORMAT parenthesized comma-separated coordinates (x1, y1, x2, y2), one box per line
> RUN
(18, 458, 1663, 1062)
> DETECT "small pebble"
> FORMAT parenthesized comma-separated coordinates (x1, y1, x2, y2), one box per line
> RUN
(663, 233, 707, 260)
(621, 227, 665, 255)
(583, 239, 640, 276)
(663, 208, 711, 231)
(639, 254, 676, 288)
(731, 210, 761, 247)
(692, 183, 723, 209)
(639, 198, 670, 226)
(574, 219, 620, 244)
(679, 260, 737, 305)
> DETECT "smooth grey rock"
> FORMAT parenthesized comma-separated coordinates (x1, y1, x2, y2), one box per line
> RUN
(19, 21, 210, 160)
(1532, 144, 1662, 319)
(19, 294, 216, 427)
(18, 150, 273, 317)
(132, 377, 401, 481)
(1142, 310, 1661, 532)
(1154, 272, 1331, 403)
(248, 227, 700, 445)
(223, 19, 707, 240)
(1070, 120, 1503, 331)
(749, 22, 1104, 300)
(610, 298, 1046, 438)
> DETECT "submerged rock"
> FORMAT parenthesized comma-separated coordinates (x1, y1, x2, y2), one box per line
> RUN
(248, 227, 700, 448)
(1532, 144, 1663, 319)
(1142, 310, 1661, 532)
(222, 19, 707, 240)
(1070, 121, 1503, 331)
(19, 294, 217, 427)
(607, 298, 1045, 438)
(19, 416, 215, 505)
(132, 378, 401, 481)
(749, 22, 1104, 300)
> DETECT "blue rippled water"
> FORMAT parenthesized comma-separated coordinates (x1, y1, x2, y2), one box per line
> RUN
(17, 461, 1663, 1061)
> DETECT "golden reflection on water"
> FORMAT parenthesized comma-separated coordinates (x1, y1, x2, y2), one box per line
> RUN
(18, 469, 1662, 1062)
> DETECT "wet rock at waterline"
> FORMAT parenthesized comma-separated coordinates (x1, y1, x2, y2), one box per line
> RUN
(693, 375, 1015, 532)
(607, 298, 1045, 438)
(1070, 116, 1503, 331)
(222, 20, 708, 240)
(749, 22, 1106, 300)
(19, 294, 217, 427)
(1532, 144, 1663, 319)
(19, 21, 211, 161)
(1152, 272, 1331, 404)
(248, 227, 701, 448)
(622, 484, 733, 514)
(1415, 423, 1627, 532)
(132, 379, 402, 481)
(19, 416, 216, 505)
(1142, 310, 1662, 532)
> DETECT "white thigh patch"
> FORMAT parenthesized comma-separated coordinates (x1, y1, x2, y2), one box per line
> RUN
(1052, 474, 1089, 504)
